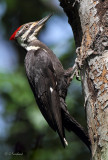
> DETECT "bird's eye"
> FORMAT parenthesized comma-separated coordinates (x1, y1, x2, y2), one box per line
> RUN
(25, 25, 29, 29)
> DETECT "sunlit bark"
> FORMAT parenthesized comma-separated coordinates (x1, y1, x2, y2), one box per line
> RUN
(59, 0, 108, 159)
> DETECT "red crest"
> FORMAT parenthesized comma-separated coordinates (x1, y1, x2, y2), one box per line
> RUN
(10, 26, 21, 40)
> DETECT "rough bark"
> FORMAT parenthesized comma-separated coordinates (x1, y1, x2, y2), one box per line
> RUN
(59, 0, 108, 159)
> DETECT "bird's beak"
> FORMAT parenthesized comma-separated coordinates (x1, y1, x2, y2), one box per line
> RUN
(37, 14, 52, 26)
(32, 14, 52, 35)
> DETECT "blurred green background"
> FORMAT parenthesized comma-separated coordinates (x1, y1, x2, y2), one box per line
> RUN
(0, 0, 90, 159)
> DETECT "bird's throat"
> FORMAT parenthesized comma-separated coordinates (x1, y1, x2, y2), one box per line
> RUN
(17, 36, 37, 51)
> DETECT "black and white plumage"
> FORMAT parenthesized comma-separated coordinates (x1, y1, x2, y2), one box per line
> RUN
(25, 40, 72, 146)
(10, 15, 91, 149)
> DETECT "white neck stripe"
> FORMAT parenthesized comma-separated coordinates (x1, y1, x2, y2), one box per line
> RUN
(26, 46, 40, 51)
(21, 23, 34, 40)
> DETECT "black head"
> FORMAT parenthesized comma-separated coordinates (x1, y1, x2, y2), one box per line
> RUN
(10, 14, 52, 49)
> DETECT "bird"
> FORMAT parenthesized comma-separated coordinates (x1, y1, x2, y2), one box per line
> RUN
(10, 14, 91, 149)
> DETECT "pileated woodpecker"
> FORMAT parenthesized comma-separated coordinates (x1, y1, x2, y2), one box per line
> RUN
(10, 14, 91, 149)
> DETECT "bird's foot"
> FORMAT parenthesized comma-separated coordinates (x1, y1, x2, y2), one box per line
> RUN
(69, 59, 80, 82)
(65, 47, 84, 83)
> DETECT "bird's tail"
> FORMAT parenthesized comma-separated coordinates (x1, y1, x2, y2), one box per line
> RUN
(50, 89, 68, 147)
(56, 124, 68, 147)
(62, 109, 91, 151)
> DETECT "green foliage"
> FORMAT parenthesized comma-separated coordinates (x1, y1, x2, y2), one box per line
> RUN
(0, 71, 33, 105)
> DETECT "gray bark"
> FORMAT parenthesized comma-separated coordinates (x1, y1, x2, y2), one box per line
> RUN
(59, 0, 108, 159)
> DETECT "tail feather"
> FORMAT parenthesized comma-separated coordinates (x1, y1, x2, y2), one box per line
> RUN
(50, 89, 67, 147)
(62, 109, 91, 151)
(55, 127, 68, 147)
(64, 138, 68, 146)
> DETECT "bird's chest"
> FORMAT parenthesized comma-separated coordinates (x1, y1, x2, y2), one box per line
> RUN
(24, 52, 41, 86)
(24, 53, 34, 78)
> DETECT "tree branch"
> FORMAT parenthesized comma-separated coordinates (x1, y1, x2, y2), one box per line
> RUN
(59, 0, 108, 159)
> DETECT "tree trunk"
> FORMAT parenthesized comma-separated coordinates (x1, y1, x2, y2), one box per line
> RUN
(59, 0, 108, 159)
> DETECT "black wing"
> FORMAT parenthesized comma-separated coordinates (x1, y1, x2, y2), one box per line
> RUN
(25, 48, 66, 146)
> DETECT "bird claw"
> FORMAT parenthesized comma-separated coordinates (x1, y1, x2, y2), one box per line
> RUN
(69, 58, 80, 82)
(75, 69, 80, 81)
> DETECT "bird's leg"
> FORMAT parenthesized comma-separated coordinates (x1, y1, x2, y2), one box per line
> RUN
(65, 46, 85, 84)
(65, 59, 80, 86)
(70, 60, 80, 81)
